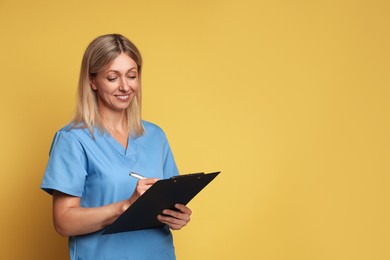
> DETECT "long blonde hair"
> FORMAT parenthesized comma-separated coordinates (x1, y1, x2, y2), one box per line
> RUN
(72, 34, 144, 137)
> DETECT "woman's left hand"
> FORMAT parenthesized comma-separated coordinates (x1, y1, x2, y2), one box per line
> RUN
(157, 204, 192, 230)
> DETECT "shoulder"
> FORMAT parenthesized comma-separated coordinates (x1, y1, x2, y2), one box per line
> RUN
(140, 120, 171, 143)
(142, 120, 166, 136)
(55, 122, 95, 140)
(49, 123, 94, 152)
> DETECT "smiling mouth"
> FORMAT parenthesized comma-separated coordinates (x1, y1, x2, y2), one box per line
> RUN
(116, 94, 130, 100)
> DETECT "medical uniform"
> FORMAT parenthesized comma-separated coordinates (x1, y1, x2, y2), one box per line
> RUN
(41, 121, 178, 260)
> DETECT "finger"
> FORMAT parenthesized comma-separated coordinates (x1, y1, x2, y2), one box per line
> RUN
(134, 178, 158, 196)
(158, 212, 188, 224)
(136, 178, 158, 191)
(138, 178, 158, 185)
(164, 218, 187, 230)
(157, 214, 187, 230)
(174, 204, 192, 215)
(162, 209, 190, 222)
(166, 222, 184, 230)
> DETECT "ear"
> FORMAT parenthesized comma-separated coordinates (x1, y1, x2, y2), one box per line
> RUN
(90, 78, 97, 91)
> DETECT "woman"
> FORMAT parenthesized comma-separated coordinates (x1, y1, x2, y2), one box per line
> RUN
(41, 34, 191, 259)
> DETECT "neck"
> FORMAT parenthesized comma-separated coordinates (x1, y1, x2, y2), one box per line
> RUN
(100, 110, 129, 149)
(99, 109, 128, 134)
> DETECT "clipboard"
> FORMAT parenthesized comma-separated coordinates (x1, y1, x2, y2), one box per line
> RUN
(102, 171, 220, 235)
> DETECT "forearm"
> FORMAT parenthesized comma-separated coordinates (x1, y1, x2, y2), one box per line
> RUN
(53, 192, 134, 237)
(52, 178, 156, 237)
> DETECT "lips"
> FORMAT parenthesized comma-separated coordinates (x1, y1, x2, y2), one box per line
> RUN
(116, 95, 130, 100)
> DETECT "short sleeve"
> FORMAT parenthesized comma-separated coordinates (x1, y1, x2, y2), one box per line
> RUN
(162, 134, 179, 179)
(40, 131, 88, 197)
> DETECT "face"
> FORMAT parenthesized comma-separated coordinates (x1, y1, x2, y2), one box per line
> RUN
(90, 52, 139, 115)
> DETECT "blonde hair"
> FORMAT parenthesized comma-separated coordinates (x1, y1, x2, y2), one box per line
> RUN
(72, 34, 144, 137)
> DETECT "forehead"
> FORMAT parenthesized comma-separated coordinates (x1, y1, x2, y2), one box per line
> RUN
(104, 53, 137, 72)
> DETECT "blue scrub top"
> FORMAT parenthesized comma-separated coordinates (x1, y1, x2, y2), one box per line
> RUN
(41, 121, 179, 260)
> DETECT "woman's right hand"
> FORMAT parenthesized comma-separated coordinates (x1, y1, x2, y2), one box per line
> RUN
(127, 178, 158, 207)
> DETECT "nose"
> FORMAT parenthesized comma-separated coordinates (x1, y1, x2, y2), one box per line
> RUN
(118, 76, 130, 92)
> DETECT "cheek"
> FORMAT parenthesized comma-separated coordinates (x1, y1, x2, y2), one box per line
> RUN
(95, 86, 114, 102)
(129, 82, 139, 93)
(96, 82, 114, 94)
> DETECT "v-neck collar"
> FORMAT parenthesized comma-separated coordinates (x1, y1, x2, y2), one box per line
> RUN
(103, 132, 137, 157)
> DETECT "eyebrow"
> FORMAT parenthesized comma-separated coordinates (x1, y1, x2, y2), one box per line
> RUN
(106, 68, 138, 74)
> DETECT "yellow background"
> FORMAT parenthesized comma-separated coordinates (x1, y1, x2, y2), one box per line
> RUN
(0, 0, 389, 259)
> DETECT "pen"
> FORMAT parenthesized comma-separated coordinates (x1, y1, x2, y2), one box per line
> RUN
(129, 172, 146, 180)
